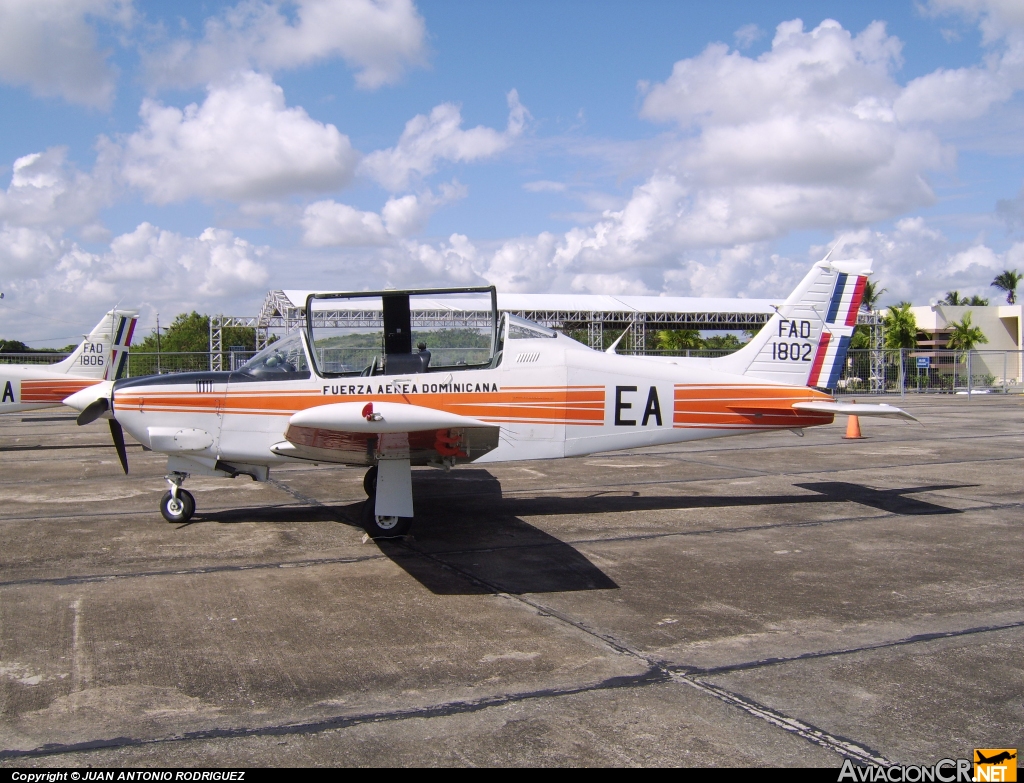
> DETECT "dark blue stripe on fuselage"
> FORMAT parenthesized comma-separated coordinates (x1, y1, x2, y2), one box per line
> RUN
(825, 273, 847, 324)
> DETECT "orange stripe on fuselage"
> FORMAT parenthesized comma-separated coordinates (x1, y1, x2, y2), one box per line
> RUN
(19, 379, 95, 403)
(672, 384, 833, 429)
(115, 386, 608, 426)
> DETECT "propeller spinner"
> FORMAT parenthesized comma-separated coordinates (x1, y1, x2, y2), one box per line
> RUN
(64, 383, 128, 474)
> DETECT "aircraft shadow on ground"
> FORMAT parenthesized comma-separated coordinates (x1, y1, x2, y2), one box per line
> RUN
(191, 470, 971, 596)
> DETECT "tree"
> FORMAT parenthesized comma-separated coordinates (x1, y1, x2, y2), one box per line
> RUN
(882, 302, 917, 349)
(656, 329, 703, 351)
(861, 279, 886, 311)
(942, 291, 989, 306)
(134, 312, 257, 353)
(945, 311, 988, 352)
(703, 333, 744, 350)
(991, 269, 1022, 304)
(851, 280, 887, 349)
(0, 339, 30, 353)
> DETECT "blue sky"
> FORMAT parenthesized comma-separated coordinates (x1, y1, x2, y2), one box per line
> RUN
(1, 0, 1023, 343)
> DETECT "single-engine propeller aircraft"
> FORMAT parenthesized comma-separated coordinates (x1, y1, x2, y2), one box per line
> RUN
(66, 258, 914, 535)
(1, 308, 138, 415)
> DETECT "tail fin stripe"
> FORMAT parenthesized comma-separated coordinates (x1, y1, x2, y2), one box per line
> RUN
(807, 332, 831, 387)
(113, 315, 127, 346)
(825, 273, 848, 324)
(824, 335, 851, 389)
(844, 276, 867, 327)
(115, 351, 129, 380)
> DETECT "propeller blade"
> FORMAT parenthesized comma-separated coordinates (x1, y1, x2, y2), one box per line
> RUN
(77, 397, 109, 426)
(109, 419, 128, 475)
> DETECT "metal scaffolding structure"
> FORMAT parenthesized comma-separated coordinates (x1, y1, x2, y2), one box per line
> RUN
(208, 289, 879, 371)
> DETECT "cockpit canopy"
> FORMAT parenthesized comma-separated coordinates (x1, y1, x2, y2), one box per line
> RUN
(236, 331, 310, 379)
(305, 287, 499, 378)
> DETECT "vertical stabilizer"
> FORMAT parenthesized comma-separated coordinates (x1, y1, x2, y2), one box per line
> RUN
(714, 260, 870, 389)
(51, 309, 139, 379)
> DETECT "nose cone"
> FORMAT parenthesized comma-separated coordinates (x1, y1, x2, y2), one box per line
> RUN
(64, 381, 114, 414)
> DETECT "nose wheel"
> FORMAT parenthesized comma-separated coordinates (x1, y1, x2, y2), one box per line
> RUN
(160, 471, 195, 523)
(161, 489, 195, 523)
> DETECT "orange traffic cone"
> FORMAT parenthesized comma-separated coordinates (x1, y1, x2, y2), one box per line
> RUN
(843, 415, 864, 439)
(843, 400, 865, 440)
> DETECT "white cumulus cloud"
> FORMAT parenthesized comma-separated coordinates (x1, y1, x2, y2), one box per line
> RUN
(119, 71, 358, 203)
(0, 0, 131, 108)
(301, 180, 466, 246)
(144, 0, 427, 90)
(361, 90, 529, 191)
(0, 220, 273, 343)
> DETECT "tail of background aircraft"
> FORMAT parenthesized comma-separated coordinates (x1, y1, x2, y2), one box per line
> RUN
(51, 309, 139, 380)
(714, 259, 869, 389)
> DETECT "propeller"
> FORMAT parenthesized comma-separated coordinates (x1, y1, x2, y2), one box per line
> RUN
(73, 394, 128, 474)
(109, 419, 129, 475)
(77, 397, 108, 425)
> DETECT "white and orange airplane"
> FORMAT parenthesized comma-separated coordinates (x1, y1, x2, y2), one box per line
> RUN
(1, 309, 138, 415)
(66, 258, 912, 534)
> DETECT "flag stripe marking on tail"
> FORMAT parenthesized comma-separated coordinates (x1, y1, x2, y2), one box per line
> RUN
(825, 273, 848, 324)
(846, 276, 867, 326)
(808, 332, 831, 387)
(824, 335, 851, 389)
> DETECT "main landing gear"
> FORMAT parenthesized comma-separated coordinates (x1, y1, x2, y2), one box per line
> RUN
(362, 464, 411, 538)
(160, 471, 195, 523)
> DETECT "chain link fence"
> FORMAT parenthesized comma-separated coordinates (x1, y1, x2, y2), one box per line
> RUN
(837, 349, 1022, 395)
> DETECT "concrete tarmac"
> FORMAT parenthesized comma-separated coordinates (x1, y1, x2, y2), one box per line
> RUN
(0, 395, 1021, 767)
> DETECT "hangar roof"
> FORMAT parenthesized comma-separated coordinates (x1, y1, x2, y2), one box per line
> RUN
(280, 290, 779, 316)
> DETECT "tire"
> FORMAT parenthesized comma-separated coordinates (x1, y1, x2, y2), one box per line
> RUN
(160, 489, 195, 523)
(361, 498, 411, 538)
(363, 465, 378, 497)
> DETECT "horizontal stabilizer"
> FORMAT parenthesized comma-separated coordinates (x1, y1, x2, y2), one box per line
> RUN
(792, 401, 918, 421)
(288, 401, 497, 434)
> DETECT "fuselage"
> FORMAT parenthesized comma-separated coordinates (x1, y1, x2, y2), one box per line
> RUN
(0, 365, 103, 414)
(110, 334, 835, 468)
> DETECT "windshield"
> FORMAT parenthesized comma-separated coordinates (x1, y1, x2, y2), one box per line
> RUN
(506, 313, 557, 339)
(307, 289, 497, 377)
(237, 331, 310, 380)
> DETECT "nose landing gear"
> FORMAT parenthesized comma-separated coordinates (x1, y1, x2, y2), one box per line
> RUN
(160, 471, 195, 523)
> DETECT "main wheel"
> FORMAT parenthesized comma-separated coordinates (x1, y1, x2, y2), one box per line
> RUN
(160, 489, 195, 523)
(361, 498, 411, 538)
(363, 465, 378, 497)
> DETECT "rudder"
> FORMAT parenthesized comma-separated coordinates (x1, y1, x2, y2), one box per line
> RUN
(51, 309, 139, 379)
(714, 259, 869, 389)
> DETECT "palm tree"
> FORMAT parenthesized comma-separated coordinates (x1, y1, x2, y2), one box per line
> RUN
(940, 290, 963, 305)
(966, 294, 989, 306)
(882, 302, 917, 349)
(946, 311, 988, 351)
(861, 279, 886, 311)
(991, 270, 1022, 304)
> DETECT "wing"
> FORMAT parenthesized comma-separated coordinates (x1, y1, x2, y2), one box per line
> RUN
(271, 401, 500, 465)
(792, 401, 918, 421)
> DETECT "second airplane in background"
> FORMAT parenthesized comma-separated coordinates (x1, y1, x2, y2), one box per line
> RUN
(1, 309, 138, 416)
